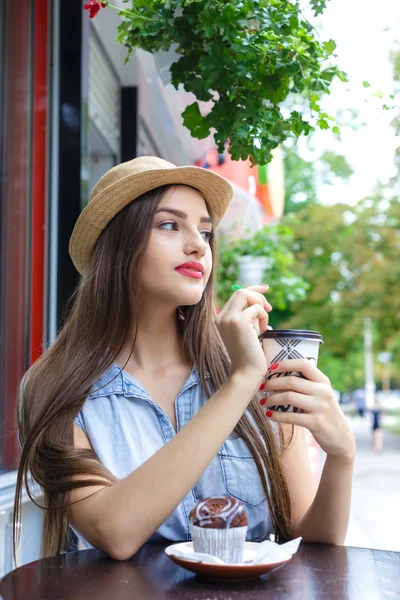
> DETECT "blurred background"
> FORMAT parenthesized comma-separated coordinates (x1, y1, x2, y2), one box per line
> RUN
(0, 0, 399, 578)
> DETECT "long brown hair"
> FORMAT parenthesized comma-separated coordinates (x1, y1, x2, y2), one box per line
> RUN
(14, 184, 292, 560)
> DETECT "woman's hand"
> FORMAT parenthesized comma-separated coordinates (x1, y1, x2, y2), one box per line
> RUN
(262, 360, 355, 462)
(215, 285, 272, 382)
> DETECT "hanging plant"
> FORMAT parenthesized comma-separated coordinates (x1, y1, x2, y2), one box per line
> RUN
(87, 0, 346, 165)
(217, 224, 308, 308)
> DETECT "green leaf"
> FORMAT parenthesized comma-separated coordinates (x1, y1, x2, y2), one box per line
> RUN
(310, 0, 330, 16)
(337, 70, 348, 83)
(317, 118, 330, 130)
(362, 81, 371, 88)
(183, 76, 213, 101)
(324, 39, 337, 55)
(182, 102, 211, 139)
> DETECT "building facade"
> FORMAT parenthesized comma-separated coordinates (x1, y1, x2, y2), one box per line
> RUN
(0, 0, 280, 575)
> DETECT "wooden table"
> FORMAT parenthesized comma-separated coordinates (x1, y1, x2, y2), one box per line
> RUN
(1, 541, 399, 600)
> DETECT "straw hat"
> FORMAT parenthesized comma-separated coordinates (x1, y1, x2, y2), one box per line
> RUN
(69, 156, 233, 276)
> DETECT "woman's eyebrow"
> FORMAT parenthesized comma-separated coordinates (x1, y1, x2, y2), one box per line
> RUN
(154, 207, 212, 224)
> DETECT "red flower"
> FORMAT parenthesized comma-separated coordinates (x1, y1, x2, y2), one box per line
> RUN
(84, 1, 107, 19)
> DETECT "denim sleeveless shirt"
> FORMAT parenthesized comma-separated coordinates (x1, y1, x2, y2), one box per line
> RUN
(73, 363, 274, 549)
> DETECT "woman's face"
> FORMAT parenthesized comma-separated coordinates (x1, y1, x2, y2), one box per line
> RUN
(139, 185, 214, 307)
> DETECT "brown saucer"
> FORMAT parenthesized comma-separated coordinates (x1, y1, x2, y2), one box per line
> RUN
(165, 541, 292, 582)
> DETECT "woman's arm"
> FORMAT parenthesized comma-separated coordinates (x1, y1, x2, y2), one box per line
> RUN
(293, 453, 354, 544)
(279, 425, 354, 544)
(70, 372, 260, 560)
(263, 359, 355, 545)
(69, 286, 271, 560)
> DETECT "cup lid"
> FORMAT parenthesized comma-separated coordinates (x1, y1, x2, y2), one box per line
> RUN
(260, 329, 323, 343)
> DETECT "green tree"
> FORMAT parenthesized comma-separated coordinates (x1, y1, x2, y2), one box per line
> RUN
(278, 191, 400, 391)
(281, 142, 318, 214)
(274, 44, 399, 392)
(389, 44, 400, 178)
(282, 135, 354, 214)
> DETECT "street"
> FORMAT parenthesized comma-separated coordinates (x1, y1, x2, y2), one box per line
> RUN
(345, 416, 400, 551)
(311, 412, 400, 552)
(344, 416, 400, 552)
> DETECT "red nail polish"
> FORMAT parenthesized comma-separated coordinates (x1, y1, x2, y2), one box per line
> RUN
(260, 398, 266, 405)
(266, 410, 273, 417)
(270, 363, 279, 370)
(259, 383, 265, 391)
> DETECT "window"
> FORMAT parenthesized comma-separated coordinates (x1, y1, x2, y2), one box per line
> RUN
(0, 0, 35, 471)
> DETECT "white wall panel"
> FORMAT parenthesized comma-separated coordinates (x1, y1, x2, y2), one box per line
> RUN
(0, 472, 43, 579)
(89, 34, 120, 157)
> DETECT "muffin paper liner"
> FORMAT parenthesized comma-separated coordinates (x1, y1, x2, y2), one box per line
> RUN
(189, 524, 248, 564)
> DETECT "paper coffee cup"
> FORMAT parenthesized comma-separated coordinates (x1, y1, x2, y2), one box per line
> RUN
(260, 330, 324, 413)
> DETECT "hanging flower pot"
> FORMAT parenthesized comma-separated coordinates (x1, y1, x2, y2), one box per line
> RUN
(237, 256, 271, 287)
(154, 43, 181, 86)
(154, 2, 183, 85)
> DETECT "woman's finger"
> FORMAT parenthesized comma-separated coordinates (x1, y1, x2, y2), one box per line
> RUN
(243, 304, 269, 334)
(245, 288, 271, 313)
(268, 359, 329, 384)
(246, 290, 272, 313)
(236, 289, 271, 312)
(262, 391, 315, 412)
(264, 375, 322, 396)
(228, 287, 271, 313)
(263, 409, 314, 428)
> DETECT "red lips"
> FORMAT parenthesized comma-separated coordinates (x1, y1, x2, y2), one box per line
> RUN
(175, 261, 204, 274)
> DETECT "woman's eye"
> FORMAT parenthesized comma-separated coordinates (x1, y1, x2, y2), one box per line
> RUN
(201, 231, 215, 242)
(158, 222, 214, 242)
(159, 222, 178, 231)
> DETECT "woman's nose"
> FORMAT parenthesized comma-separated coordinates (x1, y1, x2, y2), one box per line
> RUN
(184, 230, 208, 255)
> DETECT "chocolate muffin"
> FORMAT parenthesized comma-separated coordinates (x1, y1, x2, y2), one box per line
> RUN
(190, 497, 248, 529)
(189, 496, 248, 563)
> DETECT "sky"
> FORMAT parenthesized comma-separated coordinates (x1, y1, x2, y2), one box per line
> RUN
(300, 0, 400, 206)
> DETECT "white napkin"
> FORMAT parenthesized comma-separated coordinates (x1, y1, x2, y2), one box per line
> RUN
(170, 537, 302, 566)
(250, 537, 302, 565)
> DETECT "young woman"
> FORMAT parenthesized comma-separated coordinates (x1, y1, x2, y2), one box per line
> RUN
(14, 156, 355, 561)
